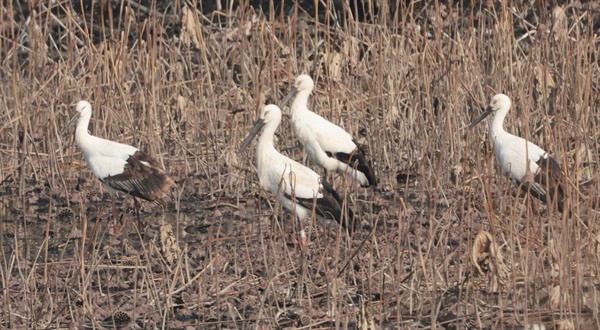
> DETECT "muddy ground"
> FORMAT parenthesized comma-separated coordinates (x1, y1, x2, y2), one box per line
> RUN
(1, 1, 599, 329)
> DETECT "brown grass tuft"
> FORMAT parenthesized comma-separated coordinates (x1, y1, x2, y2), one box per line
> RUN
(0, 1, 598, 328)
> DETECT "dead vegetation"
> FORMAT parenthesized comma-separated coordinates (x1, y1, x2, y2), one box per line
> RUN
(0, 0, 599, 329)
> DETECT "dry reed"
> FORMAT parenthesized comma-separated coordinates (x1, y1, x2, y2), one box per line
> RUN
(0, 0, 598, 328)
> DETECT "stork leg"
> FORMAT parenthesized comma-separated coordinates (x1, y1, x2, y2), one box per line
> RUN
(530, 193, 542, 216)
(109, 192, 120, 235)
(298, 218, 307, 250)
(522, 185, 542, 216)
(325, 170, 337, 190)
(133, 197, 142, 231)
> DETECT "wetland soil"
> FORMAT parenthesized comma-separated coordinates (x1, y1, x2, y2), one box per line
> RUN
(1, 1, 599, 329)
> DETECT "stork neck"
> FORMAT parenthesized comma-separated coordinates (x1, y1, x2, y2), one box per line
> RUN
(75, 114, 92, 148)
(256, 121, 278, 151)
(290, 90, 311, 117)
(489, 108, 508, 141)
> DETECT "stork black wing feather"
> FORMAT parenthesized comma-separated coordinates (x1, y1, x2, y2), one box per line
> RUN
(325, 139, 377, 187)
(516, 155, 564, 212)
(102, 151, 176, 203)
(284, 178, 356, 233)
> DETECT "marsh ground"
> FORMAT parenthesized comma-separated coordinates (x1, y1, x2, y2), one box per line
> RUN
(1, 1, 599, 329)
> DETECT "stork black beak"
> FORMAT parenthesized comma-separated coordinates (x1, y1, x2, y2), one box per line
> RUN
(61, 112, 80, 135)
(279, 87, 298, 109)
(238, 118, 266, 153)
(469, 106, 494, 129)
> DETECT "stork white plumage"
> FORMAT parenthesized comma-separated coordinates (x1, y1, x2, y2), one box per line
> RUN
(470, 94, 564, 212)
(239, 105, 355, 246)
(279, 75, 377, 187)
(64, 101, 176, 228)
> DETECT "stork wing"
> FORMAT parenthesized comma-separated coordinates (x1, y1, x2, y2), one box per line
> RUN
(102, 150, 176, 203)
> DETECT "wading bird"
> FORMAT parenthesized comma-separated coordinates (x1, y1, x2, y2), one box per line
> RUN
(64, 101, 176, 229)
(279, 74, 377, 187)
(239, 105, 355, 247)
(470, 94, 564, 212)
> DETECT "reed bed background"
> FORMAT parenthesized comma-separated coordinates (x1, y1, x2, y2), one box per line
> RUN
(0, 0, 599, 328)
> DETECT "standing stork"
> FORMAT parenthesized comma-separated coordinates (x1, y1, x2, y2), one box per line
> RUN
(470, 94, 565, 212)
(279, 74, 377, 187)
(239, 105, 355, 247)
(64, 101, 176, 229)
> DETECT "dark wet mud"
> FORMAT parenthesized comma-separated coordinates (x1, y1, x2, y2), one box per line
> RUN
(1, 1, 599, 329)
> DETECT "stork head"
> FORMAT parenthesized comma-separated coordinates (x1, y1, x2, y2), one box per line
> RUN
(293, 74, 314, 92)
(487, 94, 511, 112)
(239, 105, 282, 153)
(75, 100, 92, 117)
(259, 104, 282, 123)
(469, 94, 511, 129)
(62, 100, 93, 135)
(279, 74, 314, 109)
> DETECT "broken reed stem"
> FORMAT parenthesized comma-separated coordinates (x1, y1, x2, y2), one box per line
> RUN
(0, 1, 598, 328)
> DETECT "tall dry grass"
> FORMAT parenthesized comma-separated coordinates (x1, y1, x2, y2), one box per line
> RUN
(0, 0, 598, 328)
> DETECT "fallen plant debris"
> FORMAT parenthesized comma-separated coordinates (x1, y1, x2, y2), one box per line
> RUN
(1, 0, 599, 329)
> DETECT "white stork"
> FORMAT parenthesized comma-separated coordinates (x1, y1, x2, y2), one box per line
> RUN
(279, 74, 377, 187)
(239, 104, 355, 245)
(470, 94, 565, 212)
(64, 101, 176, 228)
